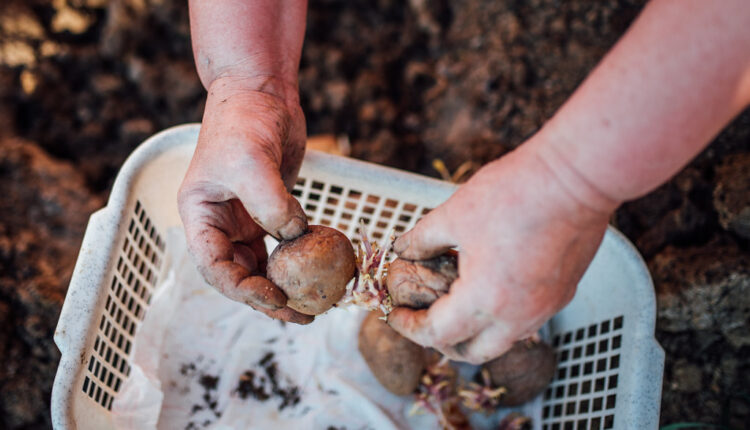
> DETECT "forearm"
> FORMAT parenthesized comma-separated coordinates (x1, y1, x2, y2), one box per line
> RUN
(535, 0, 750, 211)
(189, 0, 307, 99)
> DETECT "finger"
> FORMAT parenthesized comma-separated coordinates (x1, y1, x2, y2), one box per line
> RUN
(234, 163, 308, 241)
(253, 304, 315, 325)
(225, 198, 267, 242)
(387, 279, 489, 348)
(393, 206, 456, 260)
(233, 243, 259, 273)
(210, 260, 289, 309)
(249, 236, 269, 275)
(443, 325, 515, 365)
(183, 218, 287, 310)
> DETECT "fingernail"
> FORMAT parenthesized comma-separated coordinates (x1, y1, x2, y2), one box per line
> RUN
(293, 315, 315, 325)
(277, 215, 307, 241)
(256, 284, 287, 310)
(251, 298, 285, 311)
(393, 234, 410, 255)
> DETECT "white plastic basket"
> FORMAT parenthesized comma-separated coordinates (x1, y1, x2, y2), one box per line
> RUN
(52, 124, 664, 430)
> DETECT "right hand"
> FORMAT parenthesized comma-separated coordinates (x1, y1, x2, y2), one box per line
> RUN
(178, 76, 313, 324)
(387, 139, 616, 364)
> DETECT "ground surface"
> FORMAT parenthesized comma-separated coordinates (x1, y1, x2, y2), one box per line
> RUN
(0, 0, 748, 428)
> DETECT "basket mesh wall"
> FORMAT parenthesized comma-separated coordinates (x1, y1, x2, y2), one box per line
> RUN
(82, 200, 165, 410)
(291, 177, 428, 255)
(541, 316, 624, 430)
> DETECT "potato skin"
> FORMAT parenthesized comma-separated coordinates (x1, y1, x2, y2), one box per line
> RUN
(484, 341, 557, 406)
(358, 311, 426, 395)
(267, 225, 356, 315)
(386, 251, 458, 308)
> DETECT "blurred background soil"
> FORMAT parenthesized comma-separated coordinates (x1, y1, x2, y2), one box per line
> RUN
(0, 0, 748, 428)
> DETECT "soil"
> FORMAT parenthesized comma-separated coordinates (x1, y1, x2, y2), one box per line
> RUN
(234, 352, 301, 411)
(0, 0, 748, 428)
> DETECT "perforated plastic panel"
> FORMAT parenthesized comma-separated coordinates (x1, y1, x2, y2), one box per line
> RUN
(81, 200, 165, 410)
(291, 177, 429, 251)
(541, 316, 625, 429)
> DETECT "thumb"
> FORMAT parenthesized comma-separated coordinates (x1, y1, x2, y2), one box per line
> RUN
(235, 163, 308, 241)
(393, 205, 456, 260)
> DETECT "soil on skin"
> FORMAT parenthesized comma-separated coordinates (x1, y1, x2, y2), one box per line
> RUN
(1, 0, 748, 428)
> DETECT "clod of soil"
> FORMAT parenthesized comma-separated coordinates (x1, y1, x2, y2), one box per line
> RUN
(233, 352, 301, 410)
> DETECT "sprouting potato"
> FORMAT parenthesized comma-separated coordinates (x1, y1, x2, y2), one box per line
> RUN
(267, 225, 356, 315)
(483, 340, 557, 406)
(385, 251, 458, 308)
(358, 311, 427, 395)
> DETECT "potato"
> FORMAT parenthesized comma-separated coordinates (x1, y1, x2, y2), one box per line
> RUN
(358, 311, 426, 395)
(483, 340, 556, 406)
(267, 225, 356, 315)
(386, 251, 458, 308)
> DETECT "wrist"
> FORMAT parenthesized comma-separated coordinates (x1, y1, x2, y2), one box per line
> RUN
(517, 133, 620, 222)
(206, 74, 300, 107)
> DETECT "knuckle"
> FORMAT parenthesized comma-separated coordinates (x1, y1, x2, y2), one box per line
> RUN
(465, 354, 485, 366)
(437, 347, 461, 362)
(432, 334, 453, 350)
(177, 186, 195, 215)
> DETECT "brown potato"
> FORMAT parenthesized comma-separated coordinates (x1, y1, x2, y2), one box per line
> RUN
(386, 251, 458, 308)
(484, 340, 557, 406)
(267, 225, 356, 315)
(358, 311, 426, 395)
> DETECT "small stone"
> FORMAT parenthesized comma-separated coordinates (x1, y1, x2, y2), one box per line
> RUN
(120, 118, 155, 141)
(324, 80, 349, 110)
(306, 134, 350, 156)
(20, 69, 38, 95)
(91, 73, 122, 93)
(358, 102, 378, 122)
(0, 40, 36, 67)
(549, 16, 566, 34)
(82, 0, 109, 7)
(0, 8, 45, 40)
(39, 41, 63, 57)
(323, 48, 343, 71)
(51, 6, 93, 34)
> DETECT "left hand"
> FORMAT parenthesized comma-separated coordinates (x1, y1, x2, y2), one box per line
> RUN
(178, 76, 312, 324)
(386, 138, 616, 364)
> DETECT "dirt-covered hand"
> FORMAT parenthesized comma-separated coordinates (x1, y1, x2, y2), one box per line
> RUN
(387, 138, 617, 364)
(178, 77, 312, 324)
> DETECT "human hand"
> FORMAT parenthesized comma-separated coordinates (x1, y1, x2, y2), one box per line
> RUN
(178, 76, 313, 324)
(387, 139, 617, 364)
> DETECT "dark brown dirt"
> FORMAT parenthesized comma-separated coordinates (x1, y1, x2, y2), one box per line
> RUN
(1, 0, 748, 428)
(387, 252, 458, 308)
